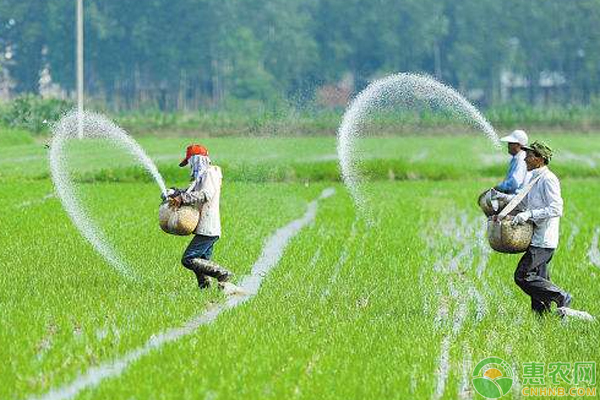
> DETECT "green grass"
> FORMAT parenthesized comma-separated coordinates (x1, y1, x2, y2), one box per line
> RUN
(0, 127, 35, 147)
(1, 133, 599, 183)
(0, 180, 325, 397)
(1, 134, 599, 399)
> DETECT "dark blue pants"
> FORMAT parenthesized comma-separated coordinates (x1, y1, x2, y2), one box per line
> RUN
(515, 246, 569, 314)
(181, 235, 219, 287)
(182, 234, 219, 262)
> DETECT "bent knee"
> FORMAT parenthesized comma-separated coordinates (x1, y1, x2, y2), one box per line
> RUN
(514, 272, 525, 287)
(181, 257, 193, 269)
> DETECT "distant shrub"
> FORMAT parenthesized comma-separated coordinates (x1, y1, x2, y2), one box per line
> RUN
(2, 94, 600, 136)
(486, 100, 600, 128)
(0, 95, 72, 134)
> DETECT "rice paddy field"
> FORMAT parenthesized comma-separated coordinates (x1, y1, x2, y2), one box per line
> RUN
(1, 131, 600, 399)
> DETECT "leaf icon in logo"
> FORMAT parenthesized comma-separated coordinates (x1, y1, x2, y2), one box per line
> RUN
(473, 377, 502, 399)
(496, 377, 514, 396)
(472, 357, 514, 399)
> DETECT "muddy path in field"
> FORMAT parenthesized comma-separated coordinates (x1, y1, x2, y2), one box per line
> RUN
(26, 188, 335, 400)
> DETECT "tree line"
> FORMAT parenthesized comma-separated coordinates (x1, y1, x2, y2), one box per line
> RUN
(1, 0, 599, 111)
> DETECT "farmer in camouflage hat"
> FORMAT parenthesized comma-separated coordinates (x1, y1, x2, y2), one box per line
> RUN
(493, 141, 572, 316)
(524, 141, 553, 164)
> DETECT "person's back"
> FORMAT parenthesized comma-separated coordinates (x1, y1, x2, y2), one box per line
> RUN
(195, 165, 222, 237)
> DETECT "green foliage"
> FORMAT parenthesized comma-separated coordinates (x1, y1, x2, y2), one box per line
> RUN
(114, 101, 600, 135)
(486, 101, 600, 128)
(0, 95, 72, 134)
(3, 0, 600, 109)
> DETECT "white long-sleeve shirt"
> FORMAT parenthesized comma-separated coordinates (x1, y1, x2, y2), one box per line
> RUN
(180, 165, 222, 237)
(516, 166, 563, 249)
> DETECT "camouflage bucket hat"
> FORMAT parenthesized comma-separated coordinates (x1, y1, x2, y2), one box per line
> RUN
(523, 141, 553, 162)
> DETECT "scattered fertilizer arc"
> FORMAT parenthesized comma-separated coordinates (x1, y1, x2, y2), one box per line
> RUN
(26, 187, 335, 400)
(588, 228, 600, 268)
(18, 193, 55, 209)
(458, 349, 473, 400)
(337, 72, 500, 213)
(429, 214, 490, 400)
(321, 219, 358, 300)
(49, 111, 167, 277)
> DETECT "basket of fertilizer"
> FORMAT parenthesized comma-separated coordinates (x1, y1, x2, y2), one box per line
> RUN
(485, 173, 544, 253)
(478, 189, 509, 217)
(487, 216, 533, 253)
(159, 201, 199, 236)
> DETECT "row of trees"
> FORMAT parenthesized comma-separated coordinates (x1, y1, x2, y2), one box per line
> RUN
(1, 0, 599, 110)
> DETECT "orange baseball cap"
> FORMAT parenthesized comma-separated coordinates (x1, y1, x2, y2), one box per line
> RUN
(179, 144, 208, 167)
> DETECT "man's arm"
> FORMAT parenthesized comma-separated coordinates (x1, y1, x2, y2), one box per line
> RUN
(179, 190, 205, 208)
(490, 188, 528, 213)
(529, 178, 563, 222)
(495, 176, 519, 193)
(179, 168, 220, 207)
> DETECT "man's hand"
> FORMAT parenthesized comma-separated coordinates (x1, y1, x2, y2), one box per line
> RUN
(490, 188, 510, 201)
(161, 187, 182, 201)
(511, 211, 531, 226)
(169, 195, 183, 208)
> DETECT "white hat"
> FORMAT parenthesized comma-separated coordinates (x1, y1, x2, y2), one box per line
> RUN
(500, 129, 528, 146)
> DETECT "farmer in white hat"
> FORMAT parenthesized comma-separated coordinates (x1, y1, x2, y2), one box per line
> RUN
(494, 129, 529, 194)
(168, 144, 233, 290)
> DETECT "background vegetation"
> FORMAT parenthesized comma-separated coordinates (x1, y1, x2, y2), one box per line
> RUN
(1, 0, 600, 117)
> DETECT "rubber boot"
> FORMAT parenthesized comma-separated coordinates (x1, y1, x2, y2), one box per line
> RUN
(186, 258, 232, 282)
(182, 257, 211, 289)
(195, 273, 210, 289)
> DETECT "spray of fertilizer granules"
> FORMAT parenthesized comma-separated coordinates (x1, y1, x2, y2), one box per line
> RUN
(337, 72, 501, 216)
(49, 110, 167, 277)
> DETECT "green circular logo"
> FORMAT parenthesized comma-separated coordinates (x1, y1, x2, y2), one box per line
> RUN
(472, 357, 514, 399)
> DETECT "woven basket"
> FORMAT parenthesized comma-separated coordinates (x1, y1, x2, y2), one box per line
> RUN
(159, 202, 199, 236)
(487, 217, 533, 254)
(478, 189, 509, 217)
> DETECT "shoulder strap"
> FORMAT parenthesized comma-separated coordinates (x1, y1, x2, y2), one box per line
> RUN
(498, 171, 545, 219)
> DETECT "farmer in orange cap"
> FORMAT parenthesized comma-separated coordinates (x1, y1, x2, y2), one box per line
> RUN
(168, 144, 233, 290)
